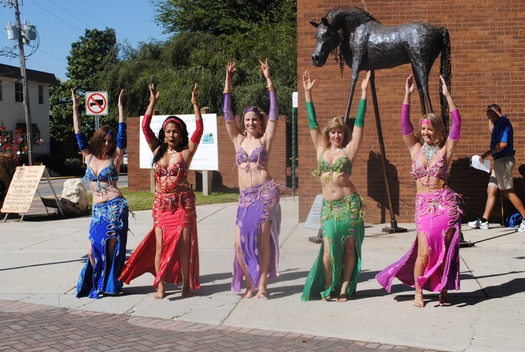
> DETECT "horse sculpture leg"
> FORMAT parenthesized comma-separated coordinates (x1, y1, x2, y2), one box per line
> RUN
(343, 72, 359, 125)
(411, 67, 433, 116)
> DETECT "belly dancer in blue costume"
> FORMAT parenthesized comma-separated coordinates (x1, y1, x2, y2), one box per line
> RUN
(73, 89, 129, 299)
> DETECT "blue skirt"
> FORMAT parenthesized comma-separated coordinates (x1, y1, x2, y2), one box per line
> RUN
(76, 197, 129, 299)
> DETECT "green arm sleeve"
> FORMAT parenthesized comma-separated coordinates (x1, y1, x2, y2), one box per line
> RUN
(354, 98, 367, 128)
(306, 101, 319, 130)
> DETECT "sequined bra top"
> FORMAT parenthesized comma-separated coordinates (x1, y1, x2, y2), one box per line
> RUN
(411, 147, 448, 184)
(235, 143, 269, 171)
(312, 149, 353, 181)
(84, 156, 119, 193)
(155, 160, 189, 193)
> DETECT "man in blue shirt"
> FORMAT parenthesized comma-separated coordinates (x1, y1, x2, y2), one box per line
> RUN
(468, 104, 525, 231)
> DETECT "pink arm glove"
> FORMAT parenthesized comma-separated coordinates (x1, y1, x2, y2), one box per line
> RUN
(448, 109, 461, 141)
(142, 114, 156, 143)
(190, 119, 203, 144)
(401, 104, 414, 136)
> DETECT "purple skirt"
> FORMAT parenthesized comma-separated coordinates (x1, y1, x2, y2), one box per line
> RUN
(232, 179, 281, 293)
(376, 188, 461, 293)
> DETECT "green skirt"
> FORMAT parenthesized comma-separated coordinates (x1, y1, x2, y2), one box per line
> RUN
(301, 193, 364, 301)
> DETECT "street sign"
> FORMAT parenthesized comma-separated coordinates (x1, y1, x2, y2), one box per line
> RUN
(85, 91, 108, 116)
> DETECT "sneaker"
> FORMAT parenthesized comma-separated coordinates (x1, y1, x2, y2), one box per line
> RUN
(468, 218, 489, 230)
(518, 222, 525, 232)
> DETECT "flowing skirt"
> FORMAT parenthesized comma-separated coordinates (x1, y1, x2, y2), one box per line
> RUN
(376, 188, 461, 293)
(119, 189, 200, 291)
(302, 193, 364, 301)
(76, 197, 129, 299)
(232, 179, 281, 293)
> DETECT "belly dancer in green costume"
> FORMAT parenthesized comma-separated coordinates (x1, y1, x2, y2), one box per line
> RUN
(301, 70, 370, 302)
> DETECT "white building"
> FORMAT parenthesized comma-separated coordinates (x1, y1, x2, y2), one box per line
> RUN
(0, 63, 57, 156)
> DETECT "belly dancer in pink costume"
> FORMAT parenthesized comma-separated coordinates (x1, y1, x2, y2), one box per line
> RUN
(376, 75, 462, 307)
(222, 59, 281, 299)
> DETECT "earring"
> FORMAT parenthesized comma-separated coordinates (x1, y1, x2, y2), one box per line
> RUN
(163, 137, 167, 143)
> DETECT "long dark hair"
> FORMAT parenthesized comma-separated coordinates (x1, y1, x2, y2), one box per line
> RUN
(152, 116, 189, 164)
(90, 125, 116, 158)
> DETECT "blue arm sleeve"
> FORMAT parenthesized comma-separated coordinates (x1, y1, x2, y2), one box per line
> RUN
(75, 132, 89, 151)
(117, 122, 126, 149)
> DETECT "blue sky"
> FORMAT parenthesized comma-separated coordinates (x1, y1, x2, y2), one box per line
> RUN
(0, 0, 168, 81)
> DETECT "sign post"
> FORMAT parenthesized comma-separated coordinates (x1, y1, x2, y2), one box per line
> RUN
(85, 91, 109, 130)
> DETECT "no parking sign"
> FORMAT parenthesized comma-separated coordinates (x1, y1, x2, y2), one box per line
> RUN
(85, 91, 108, 116)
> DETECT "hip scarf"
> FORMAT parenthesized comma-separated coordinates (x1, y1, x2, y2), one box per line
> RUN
(376, 188, 461, 293)
(76, 197, 129, 299)
(232, 179, 281, 293)
(302, 193, 364, 301)
(119, 188, 200, 291)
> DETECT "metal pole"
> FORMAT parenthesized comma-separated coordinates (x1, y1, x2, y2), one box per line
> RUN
(13, 0, 33, 165)
(291, 107, 297, 199)
(369, 71, 406, 233)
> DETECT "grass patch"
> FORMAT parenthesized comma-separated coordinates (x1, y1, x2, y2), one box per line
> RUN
(118, 187, 239, 211)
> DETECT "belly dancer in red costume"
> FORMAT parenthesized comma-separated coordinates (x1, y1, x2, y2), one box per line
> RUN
(119, 83, 203, 299)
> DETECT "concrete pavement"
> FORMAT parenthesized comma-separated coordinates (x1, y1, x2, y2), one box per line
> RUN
(1, 196, 524, 351)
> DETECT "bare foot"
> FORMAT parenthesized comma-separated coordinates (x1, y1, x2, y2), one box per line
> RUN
(256, 291, 268, 299)
(155, 282, 166, 299)
(414, 292, 425, 308)
(181, 284, 191, 298)
(336, 293, 348, 302)
(439, 291, 451, 306)
(242, 289, 256, 298)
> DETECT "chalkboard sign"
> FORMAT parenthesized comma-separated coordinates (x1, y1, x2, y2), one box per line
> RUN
(1, 165, 45, 214)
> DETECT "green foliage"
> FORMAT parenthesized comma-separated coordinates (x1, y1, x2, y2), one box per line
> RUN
(153, 0, 295, 36)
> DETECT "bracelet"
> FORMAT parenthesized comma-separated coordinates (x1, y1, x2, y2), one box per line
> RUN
(267, 84, 275, 91)
(223, 89, 232, 94)
(192, 99, 198, 105)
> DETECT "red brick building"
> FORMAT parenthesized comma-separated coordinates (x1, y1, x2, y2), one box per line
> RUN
(297, 0, 525, 224)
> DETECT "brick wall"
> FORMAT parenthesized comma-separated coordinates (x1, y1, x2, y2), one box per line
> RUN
(127, 115, 288, 193)
(298, 0, 525, 223)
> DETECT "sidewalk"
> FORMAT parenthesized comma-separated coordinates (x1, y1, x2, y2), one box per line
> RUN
(1, 197, 524, 352)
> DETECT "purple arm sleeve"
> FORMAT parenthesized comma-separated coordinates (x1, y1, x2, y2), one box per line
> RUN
(448, 109, 461, 141)
(268, 90, 278, 121)
(401, 104, 414, 136)
(222, 93, 235, 122)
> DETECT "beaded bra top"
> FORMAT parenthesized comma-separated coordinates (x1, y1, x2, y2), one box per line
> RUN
(155, 160, 189, 193)
(312, 148, 353, 182)
(235, 142, 269, 172)
(84, 156, 119, 193)
(411, 147, 448, 185)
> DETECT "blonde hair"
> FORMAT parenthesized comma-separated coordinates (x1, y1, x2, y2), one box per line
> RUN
(321, 117, 350, 148)
(417, 113, 446, 147)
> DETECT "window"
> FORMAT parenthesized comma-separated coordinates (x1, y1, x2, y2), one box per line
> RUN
(38, 85, 43, 104)
(15, 81, 23, 102)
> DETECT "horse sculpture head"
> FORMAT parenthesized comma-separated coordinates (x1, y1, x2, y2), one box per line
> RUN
(310, 17, 340, 67)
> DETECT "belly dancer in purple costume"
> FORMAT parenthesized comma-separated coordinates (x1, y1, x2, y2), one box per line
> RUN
(376, 75, 462, 307)
(222, 59, 281, 298)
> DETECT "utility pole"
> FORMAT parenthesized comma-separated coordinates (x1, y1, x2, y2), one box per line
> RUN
(3, 0, 33, 165)
(13, 0, 33, 165)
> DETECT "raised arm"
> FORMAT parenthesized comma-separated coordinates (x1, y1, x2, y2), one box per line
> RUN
(303, 70, 322, 148)
(443, 75, 461, 162)
(188, 83, 203, 156)
(260, 58, 278, 149)
(114, 89, 126, 169)
(347, 71, 370, 160)
(401, 75, 420, 155)
(223, 61, 241, 143)
(142, 83, 161, 152)
(72, 89, 91, 156)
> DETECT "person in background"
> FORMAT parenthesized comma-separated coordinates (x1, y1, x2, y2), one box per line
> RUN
(74, 88, 129, 299)
(119, 83, 203, 299)
(468, 104, 525, 232)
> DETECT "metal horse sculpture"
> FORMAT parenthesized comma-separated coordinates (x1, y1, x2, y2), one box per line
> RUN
(310, 7, 451, 123)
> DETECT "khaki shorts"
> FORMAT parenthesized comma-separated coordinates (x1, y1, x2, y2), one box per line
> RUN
(488, 155, 516, 190)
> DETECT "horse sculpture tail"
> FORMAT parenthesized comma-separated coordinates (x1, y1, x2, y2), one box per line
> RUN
(439, 27, 452, 130)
